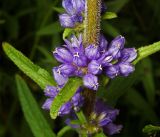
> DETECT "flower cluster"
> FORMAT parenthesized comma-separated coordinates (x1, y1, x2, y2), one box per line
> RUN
(42, 85, 84, 116)
(42, 33, 136, 135)
(52, 34, 137, 91)
(42, 0, 137, 135)
(59, 0, 85, 28)
(65, 99, 122, 135)
(59, 0, 106, 28)
(90, 99, 122, 135)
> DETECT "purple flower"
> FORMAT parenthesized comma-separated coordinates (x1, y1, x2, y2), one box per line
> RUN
(108, 35, 125, 58)
(99, 35, 108, 53)
(121, 48, 137, 62)
(53, 47, 73, 63)
(71, 87, 84, 111)
(103, 35, 137, 78)
(90, 99, 122, 135)
(73, 53, 87, 67)
(88, 60, 103, 75)
(44, 86, 59, 98)
(64, 34, 83, 52)
(42, 98, 53, 110)
(83, 74, 99, 90)
(103, 123, 123, 135)
(105, 65, 119, 79)
(59, 0, 85, 28)
(58, 64, 76, 76)
(53, 67, 68, 86)
(85, 45, 100, 60)
(62, 0, 85, 15)
(59, 14, 75, 28)
(119, 62, 135, 76)
(58, 102, 72, 116)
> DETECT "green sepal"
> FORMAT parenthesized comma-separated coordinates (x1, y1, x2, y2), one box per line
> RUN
(102, 12, 117, 20)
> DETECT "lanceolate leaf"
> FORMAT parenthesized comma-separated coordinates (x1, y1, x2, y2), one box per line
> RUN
(16, 75, 56, 137)
(3, 42, 56, 89)
(50, 78, 82, 119)
(133, 41, 160, 64)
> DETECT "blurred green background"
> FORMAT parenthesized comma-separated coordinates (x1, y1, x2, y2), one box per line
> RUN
(0, 0, 160, 137)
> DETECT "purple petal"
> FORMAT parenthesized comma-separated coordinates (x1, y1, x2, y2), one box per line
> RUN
(99, 54, 113, 67)
(58, 102, 72, 116)
(85, 45, 100, 60)
(99, 35, 108, 53)
(119, 62, 135, 76)
(94, 99, 119, 118)
(70, 35, 83, 49)
(73, 52, 87, 67)
(103, 123, 123, 135)
(88, 60, 103, 75)
(99, 117, 111, 126)
(62, 0, 74, 14)
(121, 48, 137, 62)
(83, 74, 99, 90)
(64, 34, 83, 51)
(59, 14, 75, 28)
(44, 86, 59, 98)
(71, 87, 84, 111)
(105, 65, 119, 78)
(71, 14, 83, 23)
(53, 67, 68, 86)
(72, 0, 85, 13)
(42, 98, 53, 110)
(53, 47, 73, 63)
(62, 0, 85, 15)
(58, 64, 76, 76)
(108, 35, 125, 58)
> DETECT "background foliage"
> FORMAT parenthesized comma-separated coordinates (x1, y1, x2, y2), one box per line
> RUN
(0, 0, 160, 137)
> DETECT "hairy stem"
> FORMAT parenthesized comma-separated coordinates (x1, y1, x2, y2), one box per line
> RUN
(84, 0, 101, 46)
(83, 0, 101, 116)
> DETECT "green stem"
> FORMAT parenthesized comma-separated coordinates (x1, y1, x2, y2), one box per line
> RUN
(29, 7, 53, 59)
(84, 0, 101, 46)
(57, 126, 73, 137)
(83, 0, 102, 117)
(76, 111, 87, 124)
(76, 111, 88, 137)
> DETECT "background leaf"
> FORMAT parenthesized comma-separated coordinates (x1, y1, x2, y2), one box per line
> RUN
(36, 22, 63, 36)
(16, 75, 56, 137)
(125, 88, 158, 122)
(141, 58, 155, 106)
(106, 0, 130, 13)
